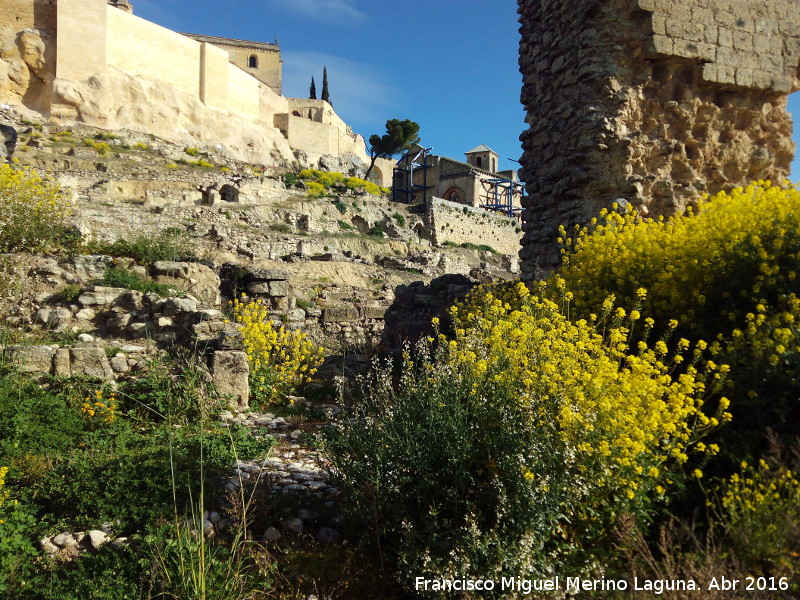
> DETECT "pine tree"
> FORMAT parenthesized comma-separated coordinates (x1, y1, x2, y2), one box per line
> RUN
(321, 66, 330, 105)
(309, 76, 317, 99)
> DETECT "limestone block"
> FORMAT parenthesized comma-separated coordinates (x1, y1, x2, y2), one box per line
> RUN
(3, 345, 55, 376)
(54, 348, 72, 378)
(360, 306, 386, 320)
(248, 268, 290, 281)
(69, 348, 114, 381)
(66, 256, 114, 280)
(322, 307, 359, 323)
(78, 286, 129, 307)
(268, 280, 289, 297)
(211, 351, 249, 409)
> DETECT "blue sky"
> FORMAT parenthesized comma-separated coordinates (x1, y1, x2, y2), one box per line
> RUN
(133, 0, 799, 181)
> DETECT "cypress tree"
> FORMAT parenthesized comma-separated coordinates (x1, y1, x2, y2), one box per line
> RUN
(321, 66, 330, 105)
(309, 76, 317, 99)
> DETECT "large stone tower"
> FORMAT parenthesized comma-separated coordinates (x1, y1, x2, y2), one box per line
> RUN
(517, 0, 800, 279)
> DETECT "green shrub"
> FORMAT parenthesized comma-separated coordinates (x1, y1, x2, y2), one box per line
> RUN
(184, 147, 200, 157)
(331, 198, 346, 214)
(269, 223, 293, 234)
(392, 212, 406, 227)
(96, 266, 175, 296)
(60, 284, 82, 303)
(90, 228, 195, 264)
(0, 164, 71, 253)
(326, 283, 727, 591)
(367, 224, 383, 238)
(336, 219, 353, 230)
(283, 172, 299, 186)
(132, 142, 151, 151)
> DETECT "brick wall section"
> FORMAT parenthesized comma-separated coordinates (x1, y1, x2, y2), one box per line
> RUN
(517, 0, 800, 279)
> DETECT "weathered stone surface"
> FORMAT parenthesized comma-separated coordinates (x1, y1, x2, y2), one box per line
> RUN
(0, 124, 18, 161)
(69, 347, 114, 381)
(78, 286, 129, 307)
(322, 306, 359, 323)
(247, 267, 290, 281)
(245, 279, 289, 297)
(211, 350, 249, 409)
(517, 0, 800, 278)
(360, 306, 386, 320)
(3, 345, 55, 375)
(66, 255, 114, 280)
(151, 262, 221, 306)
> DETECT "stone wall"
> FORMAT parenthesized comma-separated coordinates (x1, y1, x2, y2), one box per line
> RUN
(428, 197, 523, 256)
(517, 0, 800, 279)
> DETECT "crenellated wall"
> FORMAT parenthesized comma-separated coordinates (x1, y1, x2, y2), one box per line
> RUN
(517, 0, 800, 279)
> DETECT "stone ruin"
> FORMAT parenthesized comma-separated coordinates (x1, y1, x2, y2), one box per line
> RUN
(517, 0, 800, 278)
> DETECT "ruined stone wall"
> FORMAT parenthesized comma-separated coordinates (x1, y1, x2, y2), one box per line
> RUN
(428, 197, 523, 256)
(518, 0, 800, 279)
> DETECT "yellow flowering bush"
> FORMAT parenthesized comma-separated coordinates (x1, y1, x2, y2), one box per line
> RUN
(0, 163, 71, 252)
(326, 282, 727, 588)
(80, 389, 118, 424)
(298, 168, 389, 197)
(232, 298, 325, 404)
(716, 459, 800, 572)
(555, 181, 800, 461)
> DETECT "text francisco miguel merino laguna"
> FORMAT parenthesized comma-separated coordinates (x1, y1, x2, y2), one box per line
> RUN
(415, 576, 709, 595)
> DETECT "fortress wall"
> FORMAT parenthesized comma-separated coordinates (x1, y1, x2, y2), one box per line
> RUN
(56, 0, 106, 81)
(199, 42, 229, 111)
(259, 85, 290, 121)
(281, 114, 339, 156)
(106, 7, 200, 97)
(226, 62, 261, 120)
(517, 0, 800, 279)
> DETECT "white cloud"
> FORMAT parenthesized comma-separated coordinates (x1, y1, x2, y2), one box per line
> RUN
(281, 51, 399, 132)
(270, 0, 367, 22)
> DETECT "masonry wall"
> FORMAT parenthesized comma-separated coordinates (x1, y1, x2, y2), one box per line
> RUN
(57, 0, 107, 82)
(517, 0, 800, 279)
(429, 197, 523, 256)
(106, 7, 200, 97)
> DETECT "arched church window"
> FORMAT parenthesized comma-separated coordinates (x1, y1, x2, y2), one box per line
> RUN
(248, 55, 258, 68)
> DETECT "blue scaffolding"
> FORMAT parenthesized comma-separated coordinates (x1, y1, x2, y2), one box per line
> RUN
(392, 147, 432, 205)
(480, 178, 524, 219)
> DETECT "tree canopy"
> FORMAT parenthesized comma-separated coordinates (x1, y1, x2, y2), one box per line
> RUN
(309, 76, 316, 100)
(364, 119, 421, 180)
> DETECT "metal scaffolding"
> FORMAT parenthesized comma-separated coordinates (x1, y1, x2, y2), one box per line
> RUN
(392, 146, 432, 205)
(480, 178, 524, 219)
